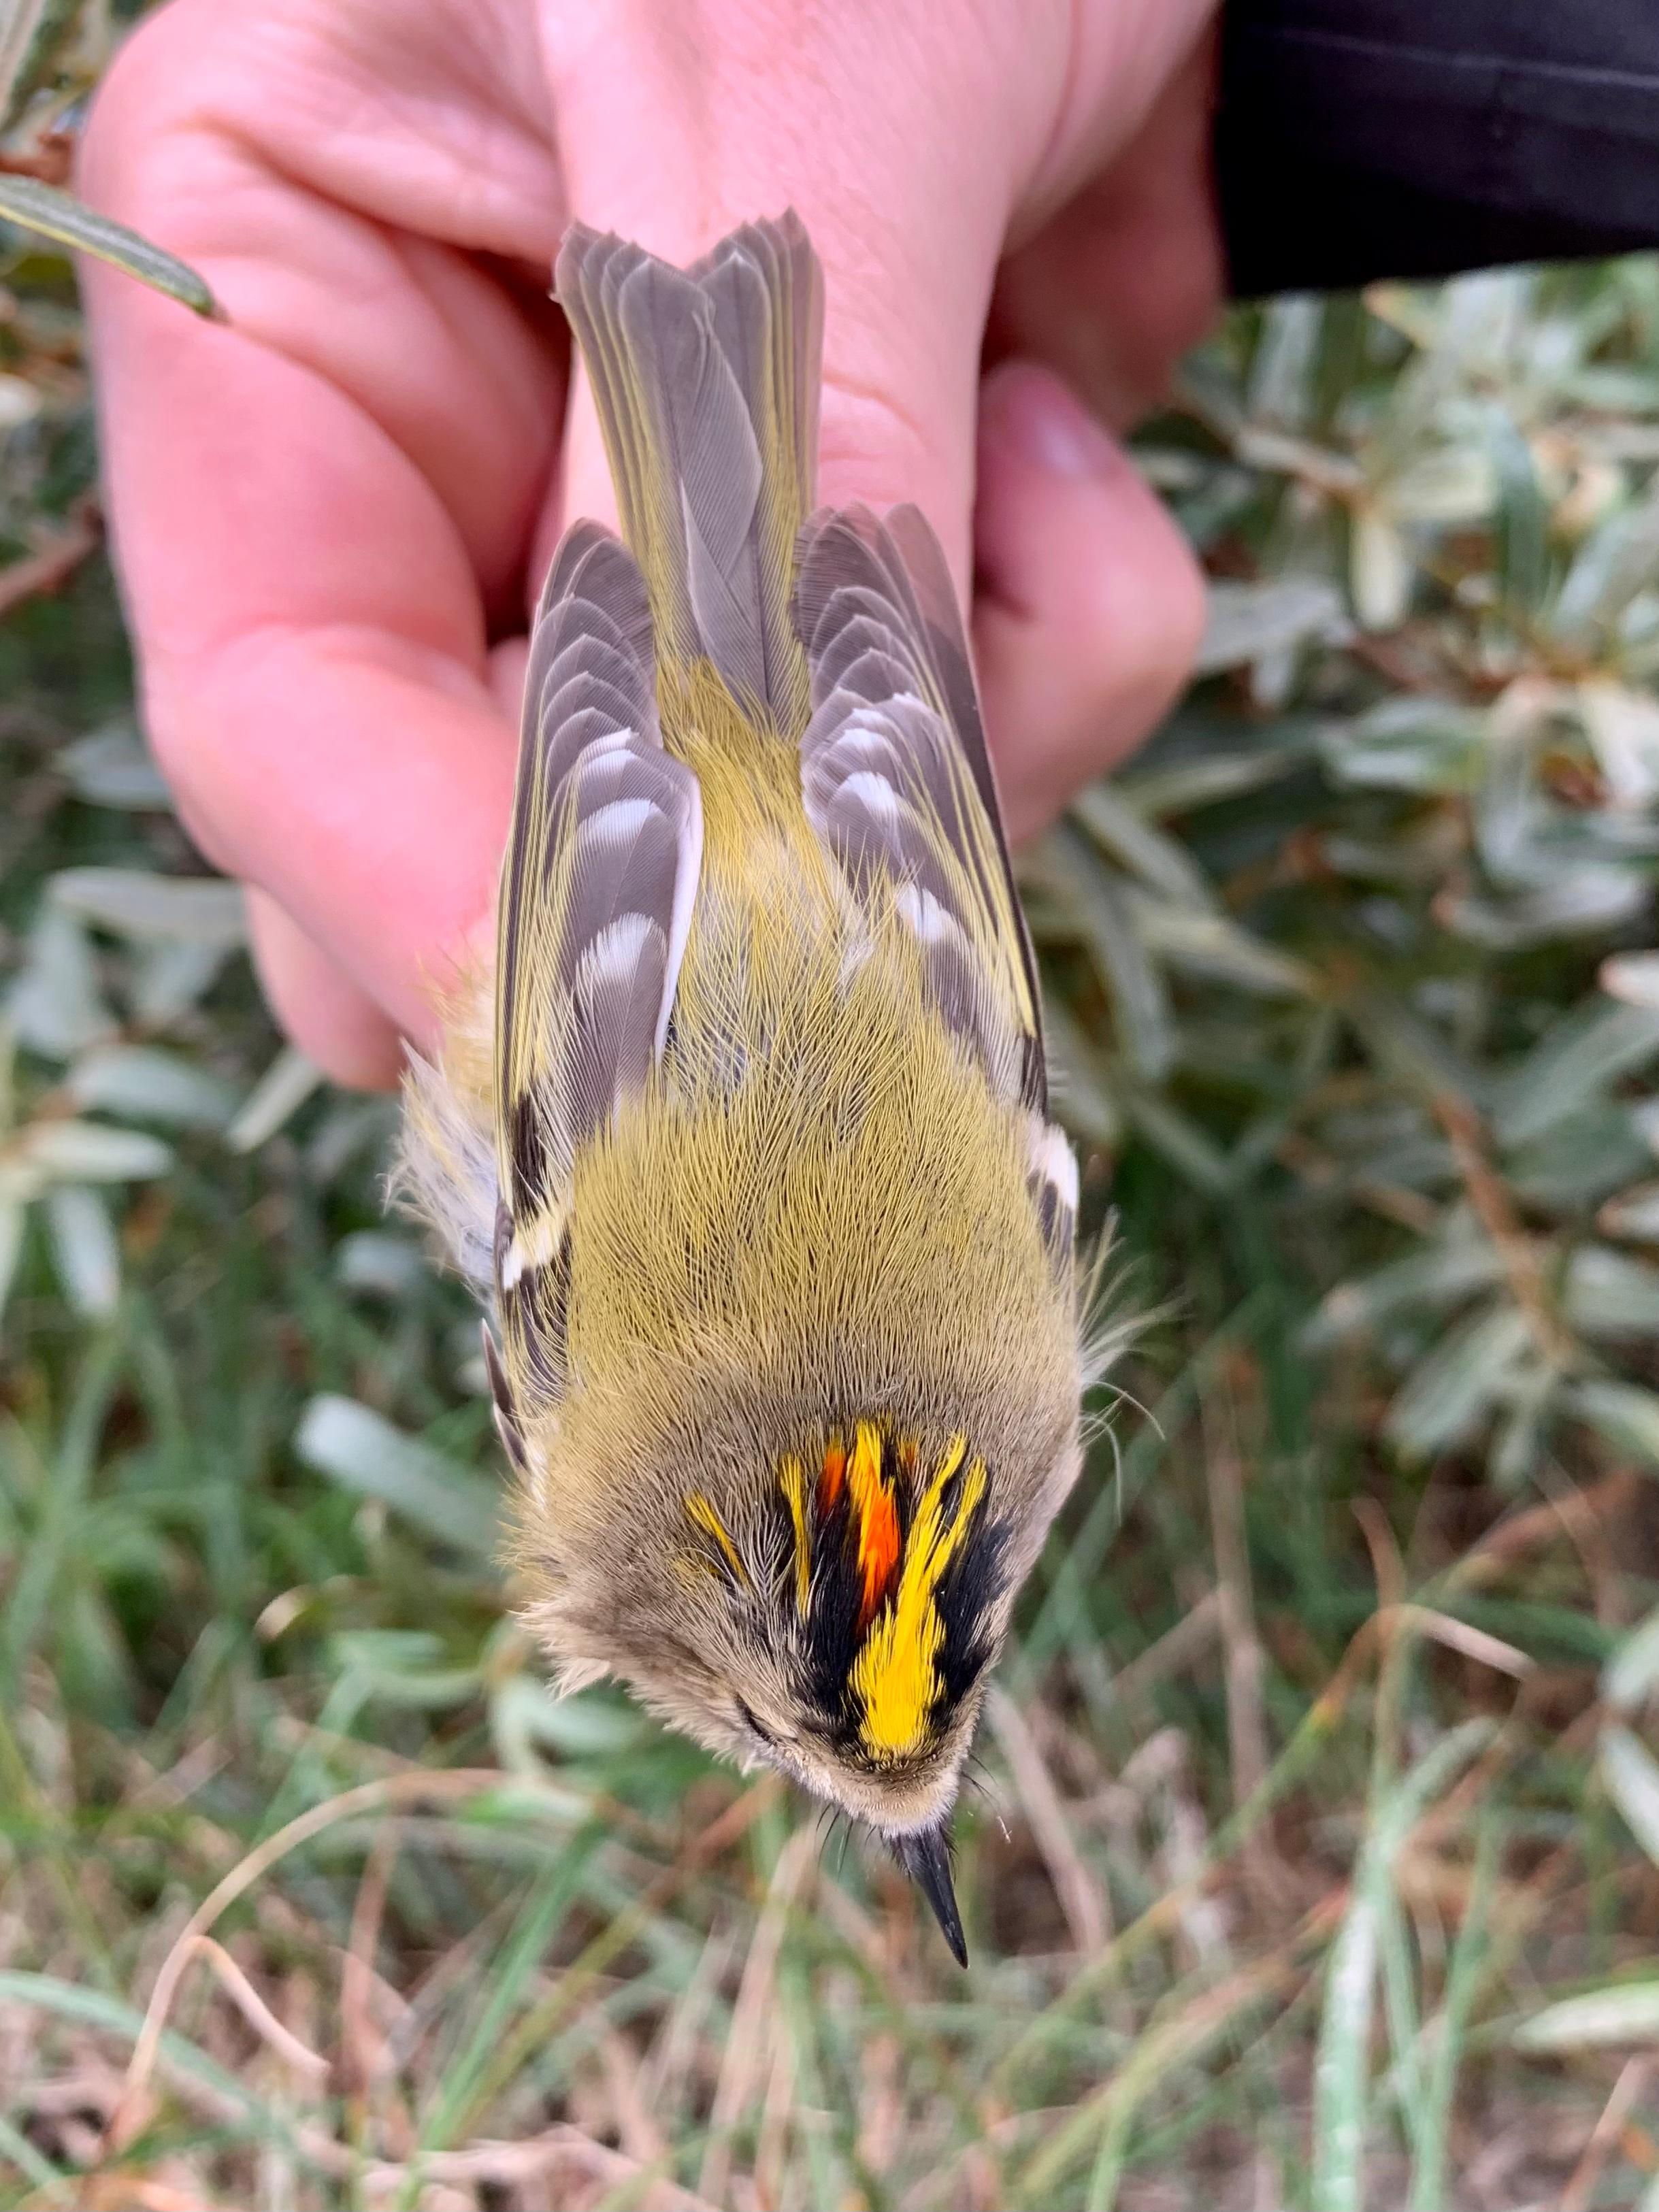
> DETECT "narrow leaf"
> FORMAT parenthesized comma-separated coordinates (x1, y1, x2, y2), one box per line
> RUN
(5, 904, 113, 1061)
(1605, 1608, 1659, 1713)
(1603, 1725, 1659, 1866)
(1033, 825, 1176, 1082)
(44, 1185, 118, 1317)
(1571, 1379, 1659, 1469)
(13, 1118, 173, 1182)
(52, 867, 245, 944)
(1516, 1982, 1659, 2052)
(1385, 1306, 1532, 1459)
(57, 723, 171, 811)
(67, 1045, 235, 1129)
(1194, 576, 1349, 674)
(294, 1396, 499, 1559)
(227, 1047, 323, 1153)
(0, 174, 220, 317)
(1566, 1247, 1659, 1339)
(1493, 1001, 1659, 1147)
(1070, 782, 1216, 908)
(0, 1199, 24, 1323)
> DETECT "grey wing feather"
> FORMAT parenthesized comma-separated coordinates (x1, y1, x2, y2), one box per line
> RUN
(793, 504, 1047, 1112)
(496, 520, 702, 1242)
(617, 254, 768, 704)
(557, 214, 821, 729)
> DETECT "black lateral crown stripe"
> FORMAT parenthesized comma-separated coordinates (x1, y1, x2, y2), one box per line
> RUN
(934, 1513, 1010, 1710)
(800, 1461, 863, 1731)
(794, 1430, 1005, 1740)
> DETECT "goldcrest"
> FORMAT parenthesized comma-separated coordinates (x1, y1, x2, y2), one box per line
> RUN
(400, 213, 1083, 1962)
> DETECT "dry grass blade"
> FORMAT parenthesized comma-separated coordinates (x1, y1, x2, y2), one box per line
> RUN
(111, 1770, 505, 2147)
(1202, 1389, 1269, 1817)
(986, 1687, 1113, 1953)
(697, 1823, 816, 2207)
(177, 1937, 329, 2083)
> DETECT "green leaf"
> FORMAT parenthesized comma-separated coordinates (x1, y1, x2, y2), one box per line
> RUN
(44, 1184, 118, 1316)
(5, 904, 113, 1061)
(67, 1044, 235, 1129)
(1304, 1236, 1507, 1351)
(1126, 892, 1316, 998)
(1385, 1305, 1532, 1460)
(1602, 1726, 1659, 1867)
(0, 174, 221, 317)
(1313, 1725, 1492, 2212)
(1030, 825, 1175, 1082)
(1605, 1607, 1659, 1713)
(1320, 699, 1485, 796)
(0, 1198, 24, 1324)
(1516, 1981, 1659, 2051)
(1553, 488, 1659, 644)
(1494, 1000, 1659, 1148)
(335, 1230, 426, 1297)
(1565, 1247, 1659, 1340)
(52, 865, 245, 944)
(1488, 411, 1550, 616)
(294, 1395, 500, 1560)
(1194, 576, 1349, 674)
(0, 0, 83, 134)
(1318, 1884, 1380, 2212)
(1575, 1380, 1659, 1468)
(227, 1046, 324, 1153)
(57, 723, 172, 811)
(1070, 782, 1216, 908)
(10, 1117, 174, 1183)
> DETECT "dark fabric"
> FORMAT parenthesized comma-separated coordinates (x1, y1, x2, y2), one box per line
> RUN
(1217, 1, 1659, 296)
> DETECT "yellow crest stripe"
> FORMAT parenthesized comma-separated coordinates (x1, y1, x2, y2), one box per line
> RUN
(778, 1455, 811, 1615)
(852, 1438, 985, 1760)
(685, 1493, 749, 1588)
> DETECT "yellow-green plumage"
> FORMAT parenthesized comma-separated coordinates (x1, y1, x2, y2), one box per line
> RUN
(399, 212, 1083, 1961)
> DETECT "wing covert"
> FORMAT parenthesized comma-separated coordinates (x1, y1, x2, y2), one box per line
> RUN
(793, 504, 1047, 1113)
(495, 522, 702, 1381)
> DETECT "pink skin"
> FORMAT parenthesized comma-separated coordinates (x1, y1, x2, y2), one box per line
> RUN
(78, 0, 1221, 1088)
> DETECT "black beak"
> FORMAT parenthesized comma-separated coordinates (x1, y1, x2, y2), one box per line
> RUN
(894, 1825, 968, 1966)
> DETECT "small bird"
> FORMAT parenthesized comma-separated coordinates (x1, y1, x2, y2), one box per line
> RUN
(400, 213, 1083, 1964)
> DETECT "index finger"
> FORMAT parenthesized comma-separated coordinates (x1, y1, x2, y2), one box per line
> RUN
(78, 0, 566, 1044)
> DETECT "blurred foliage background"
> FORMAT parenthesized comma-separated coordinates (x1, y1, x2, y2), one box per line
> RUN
(7, 7, 1659, 2211)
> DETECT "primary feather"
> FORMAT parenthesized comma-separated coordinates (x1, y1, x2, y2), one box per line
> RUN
(398, 213, 1084, 1960)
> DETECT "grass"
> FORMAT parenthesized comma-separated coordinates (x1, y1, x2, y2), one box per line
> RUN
(7, 34, 1659, 2212)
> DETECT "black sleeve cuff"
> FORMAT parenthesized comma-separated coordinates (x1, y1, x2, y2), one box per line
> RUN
(1217, 1, 1659, 296)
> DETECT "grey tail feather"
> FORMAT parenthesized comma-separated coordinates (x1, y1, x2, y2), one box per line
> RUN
(556, 212, 823, 733)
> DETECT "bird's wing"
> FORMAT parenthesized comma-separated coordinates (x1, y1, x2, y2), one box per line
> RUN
(495, 521, 702, 1393)
(793, 502, 1047, 1115)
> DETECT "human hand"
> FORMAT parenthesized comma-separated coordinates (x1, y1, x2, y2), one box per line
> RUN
(79, 0, 1221, 1086)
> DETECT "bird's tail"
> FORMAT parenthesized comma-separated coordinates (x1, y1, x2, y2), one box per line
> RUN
(556, 213, 823, 734)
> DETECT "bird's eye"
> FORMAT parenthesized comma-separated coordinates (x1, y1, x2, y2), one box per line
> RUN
(735, 1697, 775, 1745)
